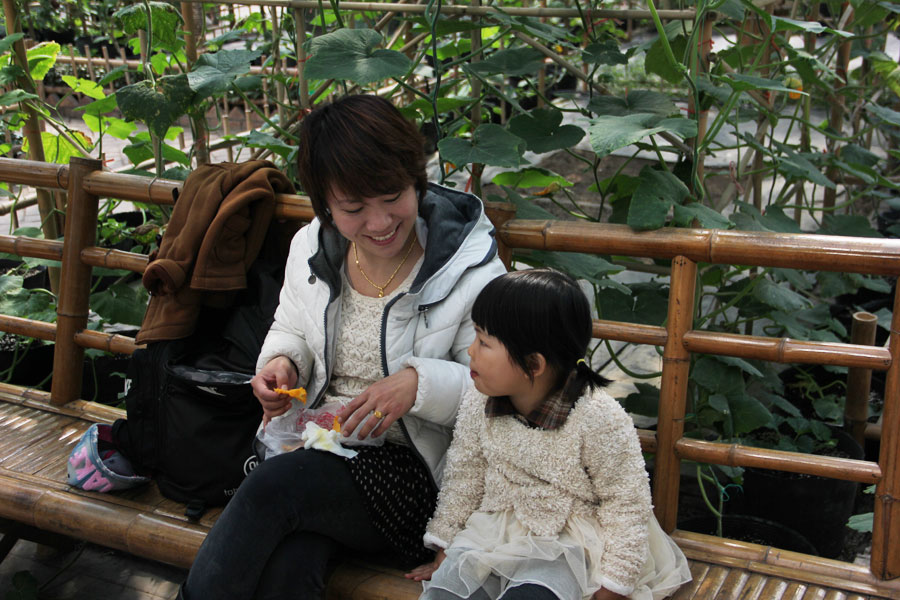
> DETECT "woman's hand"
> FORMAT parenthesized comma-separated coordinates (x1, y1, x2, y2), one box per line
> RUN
(592, 588, 627, 600)
(338, 367, 418, 440)
(405, 549, 446, 581)
(251, 356, 299, 424)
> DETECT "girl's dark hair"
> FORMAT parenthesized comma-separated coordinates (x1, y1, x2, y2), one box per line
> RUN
(296, 94, 428, 228)
(471, 268, 610, 400)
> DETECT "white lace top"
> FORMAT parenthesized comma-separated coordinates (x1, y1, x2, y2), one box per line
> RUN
(327, 255, 425, 445)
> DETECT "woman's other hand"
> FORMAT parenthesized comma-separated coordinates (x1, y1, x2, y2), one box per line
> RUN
(338, 367, 418, 440)
(251, 356, 299, 423)
(405, 549, 446, 581)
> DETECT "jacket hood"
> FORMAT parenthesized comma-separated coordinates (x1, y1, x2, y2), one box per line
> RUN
(307, 182, 497, 305)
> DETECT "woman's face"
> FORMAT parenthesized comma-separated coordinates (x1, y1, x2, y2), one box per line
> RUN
(326, 184, 419, 261)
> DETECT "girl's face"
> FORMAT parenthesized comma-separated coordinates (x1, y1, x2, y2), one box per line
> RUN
(467, 326, 531, 399)
(326, 183, 419, 261)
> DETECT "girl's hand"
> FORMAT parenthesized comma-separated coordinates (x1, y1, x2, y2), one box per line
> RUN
(405, 549, 446, 581)
(338, 367, 418, 440)
(592, 589, 627, 600)
(251, 356, 299, 423)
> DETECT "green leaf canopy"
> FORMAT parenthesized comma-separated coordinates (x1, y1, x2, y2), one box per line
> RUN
(438, 124, 528, 168)
(187, 49, 262, 99)
(304, 29, 412, 84)
(507, 108, 585, 154)
(116, 75, 195, 139)
(589, 113, 696, 159)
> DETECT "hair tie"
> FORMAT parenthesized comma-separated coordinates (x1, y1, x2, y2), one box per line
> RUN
(576, 358, 587, 367)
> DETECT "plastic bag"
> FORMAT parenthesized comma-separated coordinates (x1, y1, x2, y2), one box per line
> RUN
(257, 399, 386, 458)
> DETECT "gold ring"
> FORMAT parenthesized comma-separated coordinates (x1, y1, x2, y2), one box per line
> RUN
(373, 410, 384, 419)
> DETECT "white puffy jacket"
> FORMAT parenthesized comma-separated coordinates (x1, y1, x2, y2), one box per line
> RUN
(255, 183, 507, 486)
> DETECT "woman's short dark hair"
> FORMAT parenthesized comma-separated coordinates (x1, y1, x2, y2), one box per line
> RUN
(471, 268, 609, 398)
(296, 94, 428, 228)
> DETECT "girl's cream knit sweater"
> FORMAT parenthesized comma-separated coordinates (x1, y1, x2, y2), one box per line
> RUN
(425, 384, 652, 592)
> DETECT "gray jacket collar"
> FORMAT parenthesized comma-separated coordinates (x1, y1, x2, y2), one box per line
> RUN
(307, 182, 497, 304)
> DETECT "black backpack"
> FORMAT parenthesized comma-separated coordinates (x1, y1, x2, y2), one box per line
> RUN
(112, 256, 284, 519)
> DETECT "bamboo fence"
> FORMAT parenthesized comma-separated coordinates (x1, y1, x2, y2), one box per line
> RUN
(0, 156, 898, 581)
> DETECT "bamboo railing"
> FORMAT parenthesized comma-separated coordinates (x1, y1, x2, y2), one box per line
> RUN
(0, 155, 899, 583)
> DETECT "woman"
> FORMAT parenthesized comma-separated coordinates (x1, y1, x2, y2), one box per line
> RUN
(180, 94, 507, 599)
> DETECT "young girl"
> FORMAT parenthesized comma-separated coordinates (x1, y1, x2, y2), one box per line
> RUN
(406, 269, 692, 600)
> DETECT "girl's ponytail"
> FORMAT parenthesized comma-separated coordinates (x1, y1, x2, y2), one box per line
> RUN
(568, 359, 611, 402)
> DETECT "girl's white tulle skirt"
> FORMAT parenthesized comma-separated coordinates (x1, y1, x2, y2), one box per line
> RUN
(422, 511, 691, 600)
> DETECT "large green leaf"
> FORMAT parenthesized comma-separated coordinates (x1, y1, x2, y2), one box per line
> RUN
(820, 214, 883, 238)
(187, 49, 262, 99)
(777, 153, 835, 188)
(438, 124, 527, 168)
(673, 202, 732, 229)
(627, 166, 690, 230)
(241, 130, 296, 160)
(595, 281, 668, 326)
(770, 15, 851, 37)
(114, 2, 183, 49)
(22, 131, 92, 164)
(26, 41, 59, 81)
(729, 392, 774, 435)
(398, 96, 474, 119)
(0, 33, 24, 54)
(645, 24, 687, 84)
(589, 113, 696, 159)
(753, 277, 809, 312)
(589, 90, 676, 117)
(621, 383, 660, 417)
(524, 250, 623, 284)
(91, 283, 149, 327)
(0, 89, 38, 107)
(722, 73, 808, 97)
(692, 356, 744, 394)
(469, 47, 545, 76)
(0, 276, 55, 321)
(507, 108, 584, 154)
(583, 40, 628, 65)
(62, 75, 105, 100)
(304, 29, 411, 84)
(866, 102, 900, 127)
(491, 168, 572, 190)
(116, 75, 195, 139)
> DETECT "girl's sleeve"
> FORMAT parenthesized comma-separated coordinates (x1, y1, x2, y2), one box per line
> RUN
(404, 258, 506, 427)
(582, 395, 653, 596)
(255, 230, 316, 384)
(423, 387, 488, 550)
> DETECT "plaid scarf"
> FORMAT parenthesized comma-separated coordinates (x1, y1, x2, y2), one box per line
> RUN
(484, 371, 579, 430)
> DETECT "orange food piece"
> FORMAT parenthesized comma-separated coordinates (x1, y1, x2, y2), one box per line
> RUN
(274, 387, 307, 403)
(332, 415, 341, 433)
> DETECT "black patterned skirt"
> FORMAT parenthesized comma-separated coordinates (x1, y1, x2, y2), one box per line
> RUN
(343, 442, 438, 566)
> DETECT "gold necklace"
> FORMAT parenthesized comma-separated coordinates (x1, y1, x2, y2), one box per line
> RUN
(353, 233, 417, 298)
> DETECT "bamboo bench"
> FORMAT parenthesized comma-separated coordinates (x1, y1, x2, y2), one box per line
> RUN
(2, 156, 900, 599)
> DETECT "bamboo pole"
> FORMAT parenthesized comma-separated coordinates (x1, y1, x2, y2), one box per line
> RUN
(293, 7, 309, 109)
(871, 287, 900, 579)
(178, 0, 696, 20)
(483, 202, 516, 270)
(50, 157, 103, 406)
(674, 438, 880, 484)
(469, 0, 483, 198)
(1, 0, 62, 294)
(846, 312, 878, 447)
(823, 2, 853, 211)
(182, 1, 209, 165)
(497, 220, 900, 275)
(653, 255, 697, 532)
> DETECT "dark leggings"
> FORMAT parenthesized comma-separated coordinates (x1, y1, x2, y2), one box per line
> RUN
(182, 448, 397, 600)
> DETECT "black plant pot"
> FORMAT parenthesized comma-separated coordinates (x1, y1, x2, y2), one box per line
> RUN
(678, 514, 818, 555)
(81, 354, 132, 405)
(0, 337, 54, 390)
(741, 428, 864, 558)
